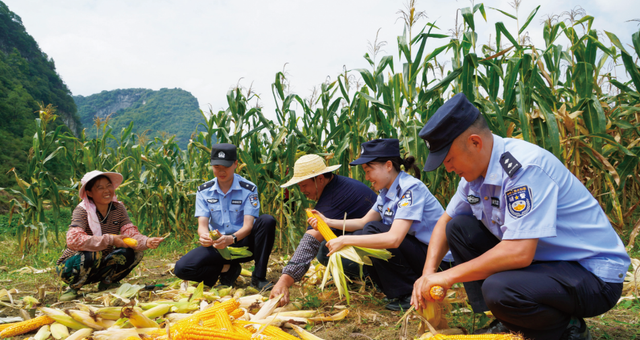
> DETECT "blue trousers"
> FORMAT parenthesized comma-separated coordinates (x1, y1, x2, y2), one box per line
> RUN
(447, 215, 623, 340)
(174, 214, 276, 286)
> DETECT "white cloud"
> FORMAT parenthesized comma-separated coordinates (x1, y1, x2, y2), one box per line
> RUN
(4, 0, 638, 121)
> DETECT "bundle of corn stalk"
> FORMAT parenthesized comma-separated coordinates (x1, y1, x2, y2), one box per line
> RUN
(0, 282, 348, 339)
(306, 209, 393, 303)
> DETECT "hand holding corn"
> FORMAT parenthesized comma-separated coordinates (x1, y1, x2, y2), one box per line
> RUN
(307, 209, 329, 231)
(412, 273, 451, 310)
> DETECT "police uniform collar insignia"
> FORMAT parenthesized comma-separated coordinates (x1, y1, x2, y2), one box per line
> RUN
(500, 151, 522, 177)
(239, 180, 256, 192)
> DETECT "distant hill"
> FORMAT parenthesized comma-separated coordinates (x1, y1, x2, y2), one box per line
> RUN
(74, 88, 205, 149)
(0, 1, 80, 188)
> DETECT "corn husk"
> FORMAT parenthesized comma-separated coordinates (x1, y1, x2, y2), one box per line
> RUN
(39, 307, 88, 330)
(66, 328, 93, 340)
(34, 324, 51, 340)
(110, 283, 144, 304)
(50, 322, 69, 339)
(95, 306, 125, 320)
(67, 309, 104, 330)
(93, 328, 140, 340)
(251, 294, 283, 321)
(291, 324, 325, 340)
(142, 304, 172, 319)
(308, 309, 349, 322)
(209, 230, 253, 260)
(122, 306, 159, 328)
(188, 281, 204, 303)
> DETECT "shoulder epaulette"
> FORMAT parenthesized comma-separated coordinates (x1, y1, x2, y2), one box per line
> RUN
(239, 181, 256, 192)
(500, 151, 522, 177)
(198, 180, 215, 192)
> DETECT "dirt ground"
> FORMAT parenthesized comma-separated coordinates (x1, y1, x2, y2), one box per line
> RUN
(1, 252, 639, 340)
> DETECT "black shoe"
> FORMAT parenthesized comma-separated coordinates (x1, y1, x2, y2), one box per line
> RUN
(560, 317, 592, 340)
(384, 295, 412, 311)
(250, 277, 274, 291)
(219, 263, 242, 287)
(474, 319, 510, 334)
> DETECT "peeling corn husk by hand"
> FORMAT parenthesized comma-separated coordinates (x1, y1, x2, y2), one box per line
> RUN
(209, 230, 253, 260)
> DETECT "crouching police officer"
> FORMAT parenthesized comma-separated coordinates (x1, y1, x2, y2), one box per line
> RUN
(411, 93, 630, 340)
(175, 143, 276, 290)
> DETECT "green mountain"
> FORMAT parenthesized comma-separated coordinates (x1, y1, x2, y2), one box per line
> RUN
(74, 88, 205, 149)
(0, 1, 80, 188)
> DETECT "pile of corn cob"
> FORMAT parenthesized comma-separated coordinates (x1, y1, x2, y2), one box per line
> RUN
(0, 282, 349, 339)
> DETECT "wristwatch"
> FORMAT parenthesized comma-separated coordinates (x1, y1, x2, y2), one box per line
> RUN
(231, 234, 237, 244)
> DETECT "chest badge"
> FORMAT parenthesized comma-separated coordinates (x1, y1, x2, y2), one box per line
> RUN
(467, 195, 480, 205)
(398, 190, 413, 208)
(505, 186, 532, 218)
(377, 204, 383, 212)
(384, 207, 394, 217)
(231, 199, 242, 205)
(491, 197, 500, 207)
(207, 198, 219, 204)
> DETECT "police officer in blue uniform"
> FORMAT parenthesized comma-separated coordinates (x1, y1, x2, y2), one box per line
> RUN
(313, 139, 453, 311)
(174, 143, 276, 289)
(411, 93, 630, 340)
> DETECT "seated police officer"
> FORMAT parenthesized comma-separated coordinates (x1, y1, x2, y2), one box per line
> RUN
(174, 143, 276, 290)
(411, 93, 630, 340)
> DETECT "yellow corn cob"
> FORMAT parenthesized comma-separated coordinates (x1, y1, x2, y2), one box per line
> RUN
(229, 308, 244, 320)
(305, 209, 336, 241)
(123, 238, 138, 247)
(0, 315, 55, 338)
(232, 324, 253, 337)
(430, 285, 445, 300)
(215, 309, 234, 331)
(0, 323, 14, 332)
(261, 325, 299, 340)
(417, 285, 446, 327)
(172, 326, 248, 340)
(291, 324, 324, 340)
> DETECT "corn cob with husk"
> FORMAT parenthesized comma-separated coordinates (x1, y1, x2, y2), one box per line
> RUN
(209, 230, 253, 260)
(0, 315, 54, 338)
(417, 285, 446, 326)
(306, 209, 393, 303)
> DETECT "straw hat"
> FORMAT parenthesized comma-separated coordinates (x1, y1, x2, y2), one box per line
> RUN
(280, 155, 341, 188)
(79, 170, 123, 200)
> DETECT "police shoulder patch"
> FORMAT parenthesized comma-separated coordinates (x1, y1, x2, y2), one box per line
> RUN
(239, 181, 256, 192)
(397, 190, 413, 208)
(500, 152, 522, 177)
(467, 195, 480, 204)
(249, 194, 259, 207)
(198, 180, 215, 192)
(505, 185, 533, 218)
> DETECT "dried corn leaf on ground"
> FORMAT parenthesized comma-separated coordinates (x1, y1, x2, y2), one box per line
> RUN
(0, 251, 639, 340)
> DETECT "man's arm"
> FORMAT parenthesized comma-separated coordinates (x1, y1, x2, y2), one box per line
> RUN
(310, 209, 381, 232)
(198, 216, 213, 247)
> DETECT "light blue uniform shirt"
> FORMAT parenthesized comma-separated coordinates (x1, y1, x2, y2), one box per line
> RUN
(446, 135, 630, 283)
(374, 171, 454, 262)
(195, 173, 260, 235)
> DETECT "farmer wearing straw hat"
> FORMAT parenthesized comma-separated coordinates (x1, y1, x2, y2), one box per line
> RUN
(271, 154, 377, 306)
(56, 170, 166, 301)
(174, 143, 277, 290)
(412, 93, 630, 340)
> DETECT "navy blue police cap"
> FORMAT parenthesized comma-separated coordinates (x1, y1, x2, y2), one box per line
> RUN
(418, 93, 480, 172)
(349, 139, 400, 166)
(210, 143, 237, 167)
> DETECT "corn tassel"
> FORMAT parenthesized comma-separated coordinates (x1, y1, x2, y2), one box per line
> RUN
(0, 315, 55, 338)
(123, 238, 138, 247)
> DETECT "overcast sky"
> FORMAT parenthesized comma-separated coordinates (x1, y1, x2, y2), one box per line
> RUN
(3, 0, 638, 120)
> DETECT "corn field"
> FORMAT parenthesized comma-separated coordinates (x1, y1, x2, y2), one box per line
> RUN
(2, 2, 640, 255)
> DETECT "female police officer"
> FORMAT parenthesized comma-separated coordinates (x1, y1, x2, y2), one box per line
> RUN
(310, 139, 452, 311)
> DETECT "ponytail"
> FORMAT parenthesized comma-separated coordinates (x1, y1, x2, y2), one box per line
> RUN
(368, 155, 421, 180)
